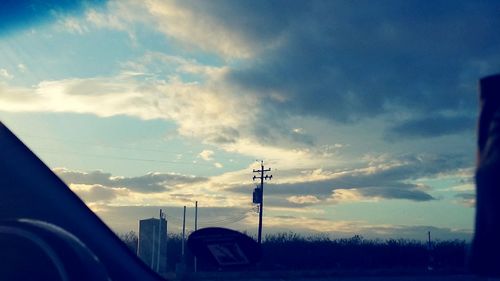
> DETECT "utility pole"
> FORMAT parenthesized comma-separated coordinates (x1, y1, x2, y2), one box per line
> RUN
(427, 231, 434, 271)
(182, 206, 186, 258)
(253, 160, 272, 244)
(194, 201, 198, 273)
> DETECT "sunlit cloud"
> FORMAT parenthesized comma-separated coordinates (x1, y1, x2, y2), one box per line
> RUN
(328, 189, 366, 204)
(287, 195, 320, 205)
(54, 167, 253, 209)
(0, 69, 13, 80)
(55, 167, 207, 194)
(262, 216, 472, 240)
(142, 0, 260, 58)
(17, 64, 27, 72)
(0, 68, 257, 146)
(0, 53, 340, 174)
(69, 183, 129, 203)
(57, 17, 88, 34)
(1, 0, 492, 239)
(198, 149, 214, 161)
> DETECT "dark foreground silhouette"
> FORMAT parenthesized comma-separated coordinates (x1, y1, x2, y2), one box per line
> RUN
(122, 232, 466, 273)
(0, 123, 165, 281)
(471, 74, 500, 277)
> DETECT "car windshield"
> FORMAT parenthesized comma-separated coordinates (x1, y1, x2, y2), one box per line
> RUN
(1, 0, 499, 279)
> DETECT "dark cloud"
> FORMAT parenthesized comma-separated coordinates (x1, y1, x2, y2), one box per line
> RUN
(206, 127, 240, 144)
(55, 168, 207, 193)
(75, 184, 123, 203)
(249, 116, 316, 147)
(229, 153, 469, 202)
(112, 173, 206, 192)
(186, 0, 500, 136)
(55, 169, 114, 186)
(175, 0, 301, 47)
(359, 187, 434, 201)
(386, 114, 475, 139)
(268, 179, 434, 202)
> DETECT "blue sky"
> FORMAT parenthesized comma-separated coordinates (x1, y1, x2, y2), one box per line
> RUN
(1, 0, 498, 240)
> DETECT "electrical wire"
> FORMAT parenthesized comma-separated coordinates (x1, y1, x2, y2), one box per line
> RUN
(163, 206, 254, 228)
(30, 148, 217, 167)
(18, 132, 180, 154)
(16, 131, 239, 162)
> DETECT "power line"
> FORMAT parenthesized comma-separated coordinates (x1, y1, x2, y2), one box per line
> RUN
(163, 206, 254, 229)
(17, 132, 180, 154)
(198, 212, 250, 226)
(16, 131, 238, 161)
(163, 206, 253, 224)
(198, 212, 251, 227)
(30, 148, 217, 167)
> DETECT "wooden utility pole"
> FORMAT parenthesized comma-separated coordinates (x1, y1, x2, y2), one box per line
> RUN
(181, 206, 186, 257)
(253, 161, 272, 244)
(194, 201, 198, 273)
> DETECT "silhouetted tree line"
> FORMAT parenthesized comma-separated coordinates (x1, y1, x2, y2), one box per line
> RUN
(260, 233, 466, 271)
(119, 231, 467, 272)
(119, 231, 138, 253)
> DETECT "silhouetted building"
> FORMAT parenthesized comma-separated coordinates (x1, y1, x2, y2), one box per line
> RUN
(137, 217, 167, 275)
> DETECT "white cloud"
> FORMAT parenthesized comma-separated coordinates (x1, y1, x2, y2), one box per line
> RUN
(0, 2, 476, 210)
(0, 0, 482, 242)
(58, 17, 89, 34)
(292, 128, 304, 134)
(0, 68, 258, 145)
(0, 54, 337, 172)
(54, 167, 251, 208)
(81, 0, 277, 59)
(86, 9, 127, 31)
(264, 216, 370, 234)
(55, 167, 206, 194)
(142, 0, 256, 58)
(84, 0, 150, 41)
(0, 69, 13, 80)
(17, 64, 27, 72)
(287, 195, 320, 204)
(69, 184, 129, 203)
(198, 149, 214, 161)
(88, 205, 472, 240)
(328, 189, 366, 203)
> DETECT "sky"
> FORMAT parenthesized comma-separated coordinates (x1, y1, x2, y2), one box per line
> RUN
(1, 0, 499, 241)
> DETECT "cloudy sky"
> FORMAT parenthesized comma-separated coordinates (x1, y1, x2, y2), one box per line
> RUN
(1, 0, 498, 240)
